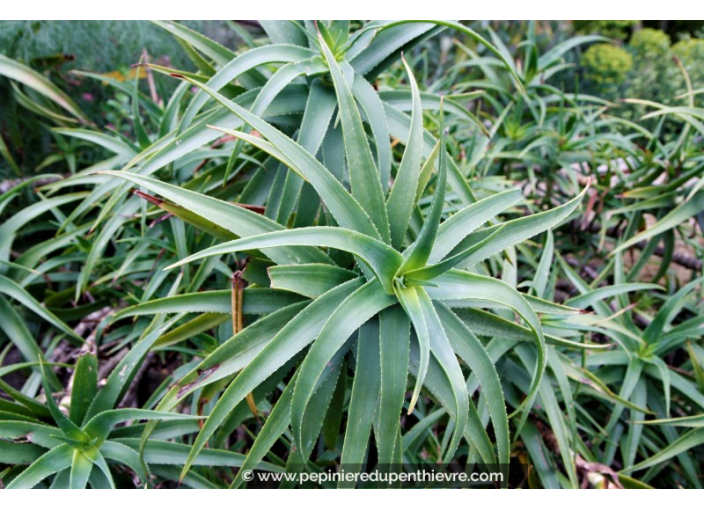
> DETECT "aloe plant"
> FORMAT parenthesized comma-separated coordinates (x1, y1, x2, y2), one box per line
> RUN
(546, 256, 704, 488)
(0, 349, 278, 489)
(95, 29, 595, 487)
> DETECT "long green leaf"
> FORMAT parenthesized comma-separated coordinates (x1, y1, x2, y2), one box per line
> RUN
(386, 57, 424, 249)
(179, 278, 364, 479)
(436, 303, 510, 472)
(397, 125, 447, 273)
(166, 227, 403, 294)
(170, 75, 382, 240)
(418, 289, 468, 462)
(427, 269, 545, 428)
(376, 306, 410, 464)
(0, 54, 88, 123)
(613, 192, 704, 254)
(451, 185, 588, 268)
(268, 264, 357, 298)
(339, 320, 381, 487)
(0, 275, 83, 343)
(114, 289, 305, 320)
(290, 279, 395, 462)
(430, 189, 522, 263)
(99, 171, 331, 266)
(395, 285, 429, 414)
(6, 444, 73, 489)
(318, 33, 391, 244)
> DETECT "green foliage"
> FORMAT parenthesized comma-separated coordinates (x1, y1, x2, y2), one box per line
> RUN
(0, 20, 702, 489)
(581, 43, 633, 85)
(630, 28, 670, 56)
(575, 20, 638, 40)
(0, 20, 219, 73)
(673, 38, 704, 88)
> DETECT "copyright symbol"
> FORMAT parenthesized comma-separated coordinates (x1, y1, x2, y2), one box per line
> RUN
(242, 469, 253, 482)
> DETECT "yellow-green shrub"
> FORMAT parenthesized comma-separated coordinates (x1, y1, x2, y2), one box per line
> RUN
(581, 43, 633, 85)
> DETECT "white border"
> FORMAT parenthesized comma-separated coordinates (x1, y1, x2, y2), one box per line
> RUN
(1, 3, 702, 21)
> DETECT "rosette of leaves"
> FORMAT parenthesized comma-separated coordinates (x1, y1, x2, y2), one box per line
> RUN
(103, 31, 589, 488)
(547, 255, 704, 488)
(0, 342, 272, 489)
(34, 20, 517, 306)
